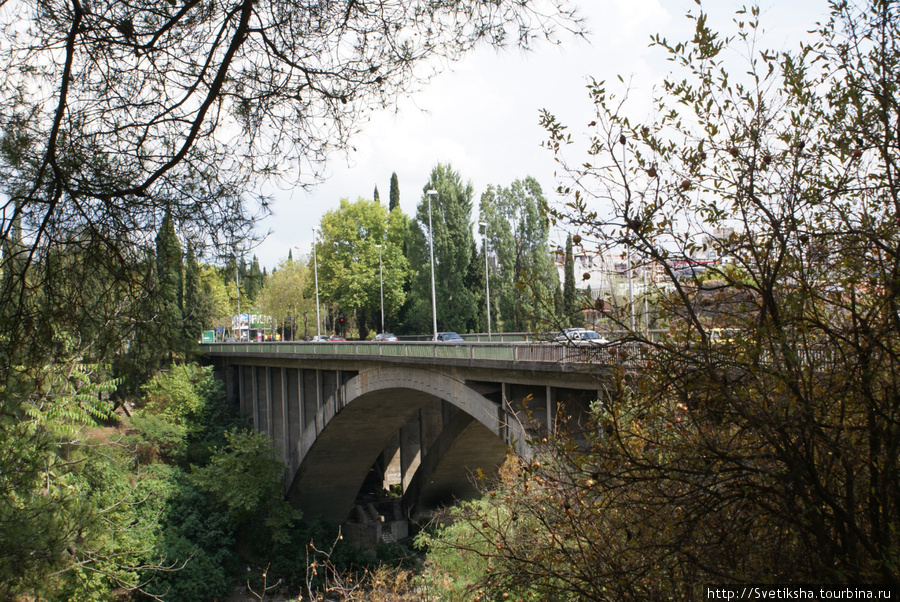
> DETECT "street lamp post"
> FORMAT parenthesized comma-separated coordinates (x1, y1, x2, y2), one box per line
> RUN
(312, 227, 321, 340)
(375, 244, 384, 333)
(233, 246, 242, 340)
(627, 252, 635, 332)
(426, 189, 439, 341)
(479, 222, 492, 342)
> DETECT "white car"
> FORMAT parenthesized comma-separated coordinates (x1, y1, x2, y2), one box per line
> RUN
(553, 327, 588, 343)
(556, 329, 608, 346)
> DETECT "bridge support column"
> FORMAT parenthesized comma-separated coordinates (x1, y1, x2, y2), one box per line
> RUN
(269, 367, 286, 462)
(221, 364, 237, 410)
(301, 369, 317, 432)
(400, 412, 421, 493)
(500, 382, 509, 445)
(382, 433, 402, 491)
(266, 367, 274, 439)
(252, 366, 260, 431)
(421, 400, 443, 456)
(315, 369, 323, 434)
(547, 385, 555, 433)
(237, 366, 247, 416)
(287, 368, 301, 464)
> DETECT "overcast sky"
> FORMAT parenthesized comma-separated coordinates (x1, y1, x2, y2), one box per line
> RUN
(250, 0, 831, 270)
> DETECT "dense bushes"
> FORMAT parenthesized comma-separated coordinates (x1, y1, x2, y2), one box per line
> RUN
(417, 2, 900, 598)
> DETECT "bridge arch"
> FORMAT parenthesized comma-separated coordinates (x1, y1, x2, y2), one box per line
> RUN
(286, 365, 509, 523)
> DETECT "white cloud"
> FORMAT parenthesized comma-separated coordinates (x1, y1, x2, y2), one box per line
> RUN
(251, 0, 830, 269)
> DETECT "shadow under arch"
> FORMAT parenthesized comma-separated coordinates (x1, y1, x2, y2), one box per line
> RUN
(286, 365, 510, 523)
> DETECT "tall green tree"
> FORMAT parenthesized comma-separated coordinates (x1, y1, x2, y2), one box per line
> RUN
(255, 257, 314, 340)
(562, 233, 577, 326)
(464, 238, 487, 333)
(155, 210, 183, 360)
(373, 185, 381, 204)
(244, 255, 263, 302)
(479, 177, 559, 332)
(406, 164, 477, 334)
(183, 242, 212, 349)
(389, 172, 401, 212)
(200, 265, 234, 335)
(315, 198, 409, 338)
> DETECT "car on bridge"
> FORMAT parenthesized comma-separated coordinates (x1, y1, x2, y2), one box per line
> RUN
(555, 328, 609, 346)
(553, 327, 588, 343)
(329, 335, 347, 342)
(436, 332, 465, 343)
(310, 335, 329, 342)
(373, 333, 399, 342)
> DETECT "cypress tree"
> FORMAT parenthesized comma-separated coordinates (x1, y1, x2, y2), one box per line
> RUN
(563, 234, 577, 326)
(183, 242, 203, 346)
(464, 238, 485, 333)
(374, 185, 381, 204)
(246, 255, 263, 301)
(389, 172, 400, 211)
(155, 210, 183, 359)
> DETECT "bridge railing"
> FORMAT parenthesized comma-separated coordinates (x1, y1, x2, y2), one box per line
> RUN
(201, 340, 646, 367)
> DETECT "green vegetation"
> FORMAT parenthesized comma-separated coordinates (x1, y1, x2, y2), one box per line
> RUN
(314, 197, 410, 339)
(562, 233, 578, 326)
(408, 2, 900, 599)
(255, 256, 315, 339)
(390, 172, 401, 212)
(402, 164, 480, 334)
(18, 0, 900, 597)
(0, 0, 584, 596)
(479, 177, 562, 333)
(0, 358, 401, 600)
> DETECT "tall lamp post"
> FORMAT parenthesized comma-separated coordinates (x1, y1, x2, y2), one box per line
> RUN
(479, 222, 492, 342)
(375, 244, 384, 333)
(312, 227, 321, 340)
(425, 189, 439, 341)
(233, 246, 242, 340)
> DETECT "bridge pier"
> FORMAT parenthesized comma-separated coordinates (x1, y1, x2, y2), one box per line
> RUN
(381, 432, 402, 491)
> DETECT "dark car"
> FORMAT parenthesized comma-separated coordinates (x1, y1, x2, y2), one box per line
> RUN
(436, 332, 465, 343)
(329, 335, 346, 342)
(373, 333, 399, 342)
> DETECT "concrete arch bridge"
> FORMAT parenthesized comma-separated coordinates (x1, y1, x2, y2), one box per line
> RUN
(203, 340, 628, 530)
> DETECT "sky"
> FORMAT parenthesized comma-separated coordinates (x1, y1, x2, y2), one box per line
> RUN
(251, 0, 832, 270)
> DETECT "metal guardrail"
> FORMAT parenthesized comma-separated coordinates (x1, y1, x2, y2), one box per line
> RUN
(200, 340, 645, 367)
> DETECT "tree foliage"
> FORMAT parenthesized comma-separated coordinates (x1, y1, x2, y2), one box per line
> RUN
(191, 428, 300, 543)
(562, 233, 578, 325)
(155, 210, 184, 357)
(429, 2, 900, 598)
(479, 177, 560, 332)
(406, 163, 478, 334)
(390, 172, 401, 212)
(255, 256, 315, 339)
(0, 0, 584, 596)
(315, 197, 409, 337)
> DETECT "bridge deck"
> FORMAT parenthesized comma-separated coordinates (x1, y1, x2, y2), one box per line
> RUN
(202, 341, 641, 372)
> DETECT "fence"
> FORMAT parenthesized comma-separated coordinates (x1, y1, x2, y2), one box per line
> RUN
(201, 339, 647, 367)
